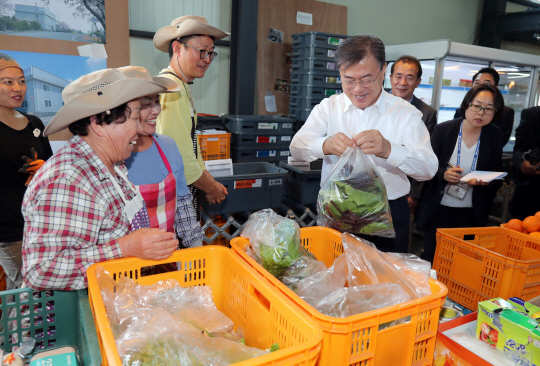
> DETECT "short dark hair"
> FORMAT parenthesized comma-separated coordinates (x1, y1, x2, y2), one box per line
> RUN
(168, 34, 215, 59)
(335, 35, 385, 72)
(472, 67, 500, 86)
(68, 103, 132, 136)
(390, 55, 422, 79)
(460, 84, 505, 121)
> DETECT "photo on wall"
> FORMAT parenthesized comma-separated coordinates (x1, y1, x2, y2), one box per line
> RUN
(1, 49, 107, 126)
(0, 0, 105, 43)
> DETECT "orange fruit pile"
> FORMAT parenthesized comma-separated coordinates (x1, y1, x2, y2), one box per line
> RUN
(504, 212, 540, 236)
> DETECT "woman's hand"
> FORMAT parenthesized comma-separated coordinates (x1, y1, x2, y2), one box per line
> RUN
(118, 228, 178, 260)
(468, 178, 489, 186)
(444, 165, 464, 184)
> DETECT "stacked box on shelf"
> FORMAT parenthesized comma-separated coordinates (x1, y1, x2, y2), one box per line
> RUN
(289, 32, 348, 122)
(223, 115, 295, 163)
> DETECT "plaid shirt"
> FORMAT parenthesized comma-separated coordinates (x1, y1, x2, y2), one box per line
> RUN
(22, 135, 134, 290)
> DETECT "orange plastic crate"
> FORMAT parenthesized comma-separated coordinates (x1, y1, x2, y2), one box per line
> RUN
(434, 226, 540, 311)
(86, 246, 323, 366)
(202, 215, 230, 247)
(231, 226, 448, 366)
(198, 133, 230, 161)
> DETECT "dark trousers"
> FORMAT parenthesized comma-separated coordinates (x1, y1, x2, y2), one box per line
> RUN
(356, 196, 410, 253)
(422, 205, 476, 263)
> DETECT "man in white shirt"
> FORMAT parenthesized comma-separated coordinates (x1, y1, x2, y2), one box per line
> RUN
(290, 35, 438, 252)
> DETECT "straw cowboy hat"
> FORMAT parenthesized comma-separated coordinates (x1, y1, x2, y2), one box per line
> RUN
(153, 15, 230, 53)
(44, 67, 180, 136)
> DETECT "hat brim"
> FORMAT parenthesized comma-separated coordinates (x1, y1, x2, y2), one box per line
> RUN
(153, 19, 230, 53)
(44, 79, 166, 136)
(152, 76, 181, 92)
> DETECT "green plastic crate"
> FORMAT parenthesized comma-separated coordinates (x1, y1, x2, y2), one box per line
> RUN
(0, 289, 101, 366)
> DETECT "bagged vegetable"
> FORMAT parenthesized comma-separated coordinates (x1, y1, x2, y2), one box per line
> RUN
(317, 146, 395, 238)
(241, 209, 309, 278)
(342, 233, 431, 299)
(282, 256, 327, 292)
(296, 254, 348, 305)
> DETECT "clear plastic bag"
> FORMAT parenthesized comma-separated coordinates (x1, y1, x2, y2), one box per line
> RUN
(342, 233, 431, 299)
(296, 254, 348, 305)
(317, 146, 395, 238)
(313, 283, 410, 318)
(384, 252, 431, 294)
(282, 256, 327, 292)
(449, 332, 517, 366)
(241, 209, 308, 278)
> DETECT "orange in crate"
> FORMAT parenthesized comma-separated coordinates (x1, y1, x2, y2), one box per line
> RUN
(86, 246, 323, 366)
(231, 226, 448, 366)
(197, 132, 230, 161)
(202, 215, 230, 247)
(434, 226, 540, 311)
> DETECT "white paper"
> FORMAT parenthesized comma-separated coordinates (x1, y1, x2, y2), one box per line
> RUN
(459, 171, 507, 183)
(77, 43, 108, 58)
(264, 95, 277, 112)
(296, 11, 313, 25)
(205, 159, 233, 177)
(287, 156, 309, 168)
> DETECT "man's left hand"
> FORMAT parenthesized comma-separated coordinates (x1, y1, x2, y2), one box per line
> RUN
(353, 130, 391, 159)
(407, 196, 419, 208)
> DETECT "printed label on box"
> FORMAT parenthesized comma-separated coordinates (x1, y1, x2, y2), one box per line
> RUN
(234, 179, 262, 189)
(280, 151, 290, 156)
(328, 37, 345, 45)
(207, 138, 219, 142)
(257, 136, 277, 143)
(256, 150, 276, 157)
(258, 122, 278, 130)
(281, 136, 291, 141)
(326, 76, 340, 84)
(327, 62, 337, 70)
(283, 123, 293, 129)
(535, 339, 540, 348)
(325, 89, 340, 96)
(327, 49, 336, 57)
(269, 179, 283, 186)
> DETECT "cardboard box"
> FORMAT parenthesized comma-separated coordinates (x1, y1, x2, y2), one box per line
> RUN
(508, 297, 540, 321)
(476, 298, 517, 348)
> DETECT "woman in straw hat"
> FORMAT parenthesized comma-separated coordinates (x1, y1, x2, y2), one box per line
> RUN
(153, 15, 230, 223)
(21, 67, 180, 290)
(120, 66, 204, 249)
(0, 53, 52, 290)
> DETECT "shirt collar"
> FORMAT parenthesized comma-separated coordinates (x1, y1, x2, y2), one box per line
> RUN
(67, 135, 121, 181)
(342, 88, 389, 115)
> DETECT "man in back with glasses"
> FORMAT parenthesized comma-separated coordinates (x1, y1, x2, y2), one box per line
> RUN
(290, 35, 438, 253)
(153, 16, 229, 223)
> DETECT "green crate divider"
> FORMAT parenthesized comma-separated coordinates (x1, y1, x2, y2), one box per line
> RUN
(0, 288, 101, 366)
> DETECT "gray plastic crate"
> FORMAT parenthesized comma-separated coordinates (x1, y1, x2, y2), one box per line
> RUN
(223, 115, 295, 134)
(288, 107, 313, 122)
(231, 132, 293, 148)
(292, 31, 348, 48)
(291, 84, 342, 98)
(292, 57, 338, 72)
(279, 161, 322, 206)
(292, 45, 337, 61)
(288, 96, 324, 109)
(200, 162, 288, 215)
(291, 71, 341, 88)
(231, 145, 290, 163)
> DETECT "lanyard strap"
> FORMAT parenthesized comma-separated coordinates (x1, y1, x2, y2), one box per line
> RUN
(150, 135, 173, 174)
(457, 122, 481, 173)
(110, 166, 137, 205)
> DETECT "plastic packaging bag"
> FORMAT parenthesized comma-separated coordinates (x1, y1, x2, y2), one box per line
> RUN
(317, 146, 395, 238)
(449, 333, 517, 366)
(342, 233, 431, 299)
(314, 283, 410, 318)
(282, 256, 327, 292)
(296, 254, 348, 305)
(241, 209, 309, 278)
(384, 252, 431, 294)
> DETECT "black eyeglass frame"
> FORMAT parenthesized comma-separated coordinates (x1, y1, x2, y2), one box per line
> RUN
(182, 42, 218, 61)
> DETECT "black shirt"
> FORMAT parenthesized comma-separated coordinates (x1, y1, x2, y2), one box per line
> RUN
(0, 113, 52, 242)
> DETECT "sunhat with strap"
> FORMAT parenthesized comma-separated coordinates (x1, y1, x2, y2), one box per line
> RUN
(153, 15, 229, 53)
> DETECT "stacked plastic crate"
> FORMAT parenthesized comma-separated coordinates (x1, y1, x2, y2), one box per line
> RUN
(289, 32, 349, 123)
(224, 115, 296, 164)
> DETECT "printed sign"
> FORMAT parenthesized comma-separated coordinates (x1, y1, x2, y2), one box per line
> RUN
(257, 136, 277, 143)
(258, 122, 279, 130)
(234, 179, 262, 189)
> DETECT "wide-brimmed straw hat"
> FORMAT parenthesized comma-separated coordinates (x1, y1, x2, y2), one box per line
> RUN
(153, 15, 229, 53)
(44, 68, 170, 136)
(117, 66, 181, 92)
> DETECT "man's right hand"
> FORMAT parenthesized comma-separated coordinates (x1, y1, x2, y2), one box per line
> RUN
(118, 228, 178, 260)
(322, 133, 355, 156)
(522, 160, 540, 175)
(206, 181, 227, 204)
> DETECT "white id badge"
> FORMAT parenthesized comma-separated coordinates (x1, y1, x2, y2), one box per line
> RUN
(446, 182, 469, 200)
(190, 108, 194, 117)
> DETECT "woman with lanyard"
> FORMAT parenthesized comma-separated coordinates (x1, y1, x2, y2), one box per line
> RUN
(418, 84, 505, 263)
(22, 68, 179, 290)
(122, 66, 204, 250)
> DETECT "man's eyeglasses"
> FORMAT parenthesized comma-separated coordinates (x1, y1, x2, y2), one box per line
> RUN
(342, 69, 382, 89)
(469, 103, 496, 115)
(182, 43, 218, 61)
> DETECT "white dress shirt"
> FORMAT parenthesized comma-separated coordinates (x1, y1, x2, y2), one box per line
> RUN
(290, 90, 438, 200)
